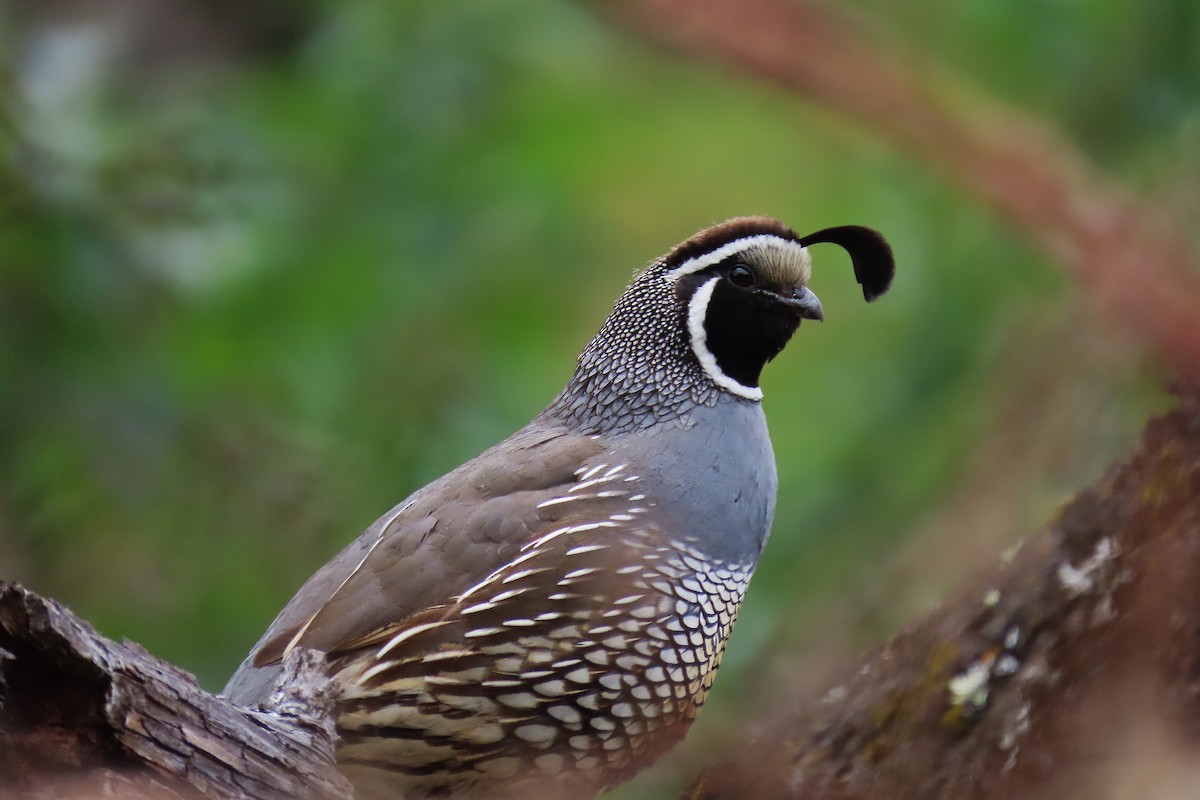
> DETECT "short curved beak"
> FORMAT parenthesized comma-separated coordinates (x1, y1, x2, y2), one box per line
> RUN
(779, 286, 824, 322)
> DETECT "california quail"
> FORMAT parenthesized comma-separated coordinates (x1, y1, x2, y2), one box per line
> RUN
(225, 216, 894, 799)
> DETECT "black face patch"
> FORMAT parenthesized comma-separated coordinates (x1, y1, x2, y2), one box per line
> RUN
(700, 277, 804, 389)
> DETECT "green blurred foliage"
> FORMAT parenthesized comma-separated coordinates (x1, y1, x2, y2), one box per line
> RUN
(0, 0, 1194, 796)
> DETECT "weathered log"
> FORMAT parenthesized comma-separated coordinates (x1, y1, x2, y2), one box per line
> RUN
(0, 585, 352, 800)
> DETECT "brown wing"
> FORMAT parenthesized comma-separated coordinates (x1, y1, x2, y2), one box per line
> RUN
(224, 421, 615, 701)
(326, 468, 745, 789)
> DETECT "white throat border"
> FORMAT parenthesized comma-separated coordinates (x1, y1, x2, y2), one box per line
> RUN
(686, 275, 763, 401)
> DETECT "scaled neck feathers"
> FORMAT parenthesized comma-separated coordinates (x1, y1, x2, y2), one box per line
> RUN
(542, 267, 738, 436)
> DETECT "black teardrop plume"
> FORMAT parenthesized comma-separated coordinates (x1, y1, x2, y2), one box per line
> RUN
(798, 225, 895, 302)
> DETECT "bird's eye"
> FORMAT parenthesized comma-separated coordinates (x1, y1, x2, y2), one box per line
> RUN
(728, 264, 755, 288)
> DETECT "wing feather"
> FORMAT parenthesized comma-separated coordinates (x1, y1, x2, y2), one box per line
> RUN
(225, 422, 614, 703)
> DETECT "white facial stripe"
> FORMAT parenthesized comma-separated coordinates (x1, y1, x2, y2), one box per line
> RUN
(687, 275, 764, 401)
(663, 234, 802, 282)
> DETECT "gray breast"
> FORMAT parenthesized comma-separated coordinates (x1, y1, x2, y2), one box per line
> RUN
(612, 393, 777, 566)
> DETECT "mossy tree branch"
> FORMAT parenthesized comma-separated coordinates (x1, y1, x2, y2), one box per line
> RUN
(683, 384, 1200, 800)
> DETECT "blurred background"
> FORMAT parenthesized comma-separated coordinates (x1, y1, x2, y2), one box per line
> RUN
(1, 0, 1196, 797)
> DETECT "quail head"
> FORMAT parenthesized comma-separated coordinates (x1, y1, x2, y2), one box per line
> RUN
(225, 216, 894, 799)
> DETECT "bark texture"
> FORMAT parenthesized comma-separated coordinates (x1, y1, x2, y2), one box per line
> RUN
(0, 585, 352, 800)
